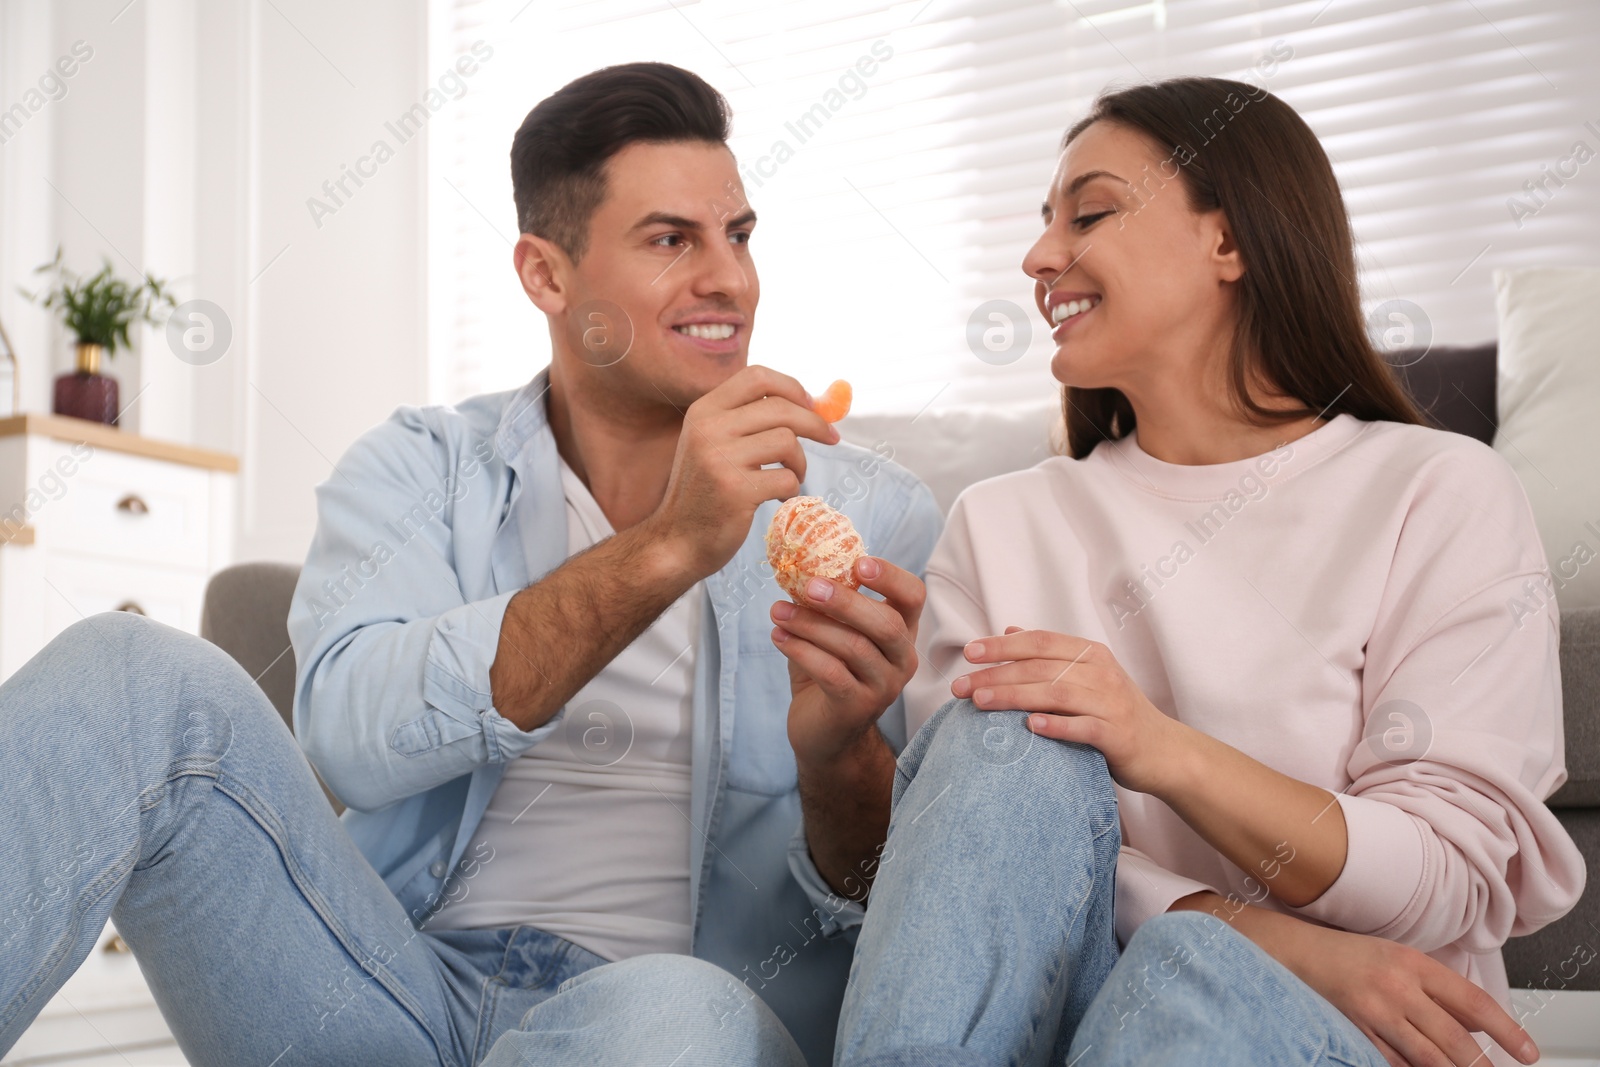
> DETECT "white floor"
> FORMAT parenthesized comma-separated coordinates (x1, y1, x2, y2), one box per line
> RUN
(1512, 988, 1600, 1066)
(1, 923, 184, 1066)
(5, 922, 1600, 1066)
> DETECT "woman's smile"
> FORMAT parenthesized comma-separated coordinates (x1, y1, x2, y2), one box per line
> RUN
(1045, 290, 1102, 341)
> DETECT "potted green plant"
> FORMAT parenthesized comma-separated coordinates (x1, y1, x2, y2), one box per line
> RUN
(20, 246, 176, 427)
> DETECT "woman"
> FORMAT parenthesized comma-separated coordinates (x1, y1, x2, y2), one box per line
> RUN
(829, 77, 1583, 1066)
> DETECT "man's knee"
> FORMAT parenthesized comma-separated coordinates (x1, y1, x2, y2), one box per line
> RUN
(550, 953, 760, 1032)
(52, 610, 226, 679)
(52, 609, 155, 660)
(494, 954, 805, 1066)
(42, 611, 264, 745)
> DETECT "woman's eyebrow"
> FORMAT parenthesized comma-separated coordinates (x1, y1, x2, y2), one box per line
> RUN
(1065, 169, 1129, 196)
(1042, 169, 1131, 219)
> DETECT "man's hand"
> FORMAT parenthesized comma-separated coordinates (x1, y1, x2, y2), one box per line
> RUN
(646, 365, 839, 578)
(1174, 893, 1540, 1067)
(771, 554, 924, 901)
(770, 555, 925, 767)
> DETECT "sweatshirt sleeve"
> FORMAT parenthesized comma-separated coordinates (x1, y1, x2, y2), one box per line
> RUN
(1115, 845, 1222, 946)
(1287, 445, 1585, 952)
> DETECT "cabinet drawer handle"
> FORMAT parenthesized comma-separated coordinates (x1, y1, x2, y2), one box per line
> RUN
(115, 601, 146, 615)
(115, 494, 149, 516)
(103, 932, 130, 954)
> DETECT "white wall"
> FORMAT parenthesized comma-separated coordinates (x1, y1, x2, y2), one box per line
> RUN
(0, 0, 430, 565)
(4, 1, 1597, 565)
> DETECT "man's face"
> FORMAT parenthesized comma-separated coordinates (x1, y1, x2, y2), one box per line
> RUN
(556, 140, 759, 412)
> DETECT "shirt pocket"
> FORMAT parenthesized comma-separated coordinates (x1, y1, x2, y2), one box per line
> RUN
(724, 646, 799, 796)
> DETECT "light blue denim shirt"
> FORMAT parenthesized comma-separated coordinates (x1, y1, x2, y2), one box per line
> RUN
(286, 367, 943, 1063)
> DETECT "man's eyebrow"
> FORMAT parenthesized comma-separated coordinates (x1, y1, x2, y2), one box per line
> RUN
(630, 212, 702, 233)
(629, 209, 759, 233)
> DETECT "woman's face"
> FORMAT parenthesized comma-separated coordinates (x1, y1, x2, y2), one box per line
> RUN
(1021, 120, 1244, 398)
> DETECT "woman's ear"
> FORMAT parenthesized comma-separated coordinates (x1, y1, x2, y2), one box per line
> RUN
(1206, 211, 1246, 284)
(514, 234, 570, 315)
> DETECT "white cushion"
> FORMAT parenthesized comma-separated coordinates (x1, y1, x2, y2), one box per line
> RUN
(837, 395, 1062, 516)
(1493, 266, 1600, 611)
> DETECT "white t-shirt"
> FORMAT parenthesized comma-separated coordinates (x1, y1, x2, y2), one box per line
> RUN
(426, 457, 700, 960)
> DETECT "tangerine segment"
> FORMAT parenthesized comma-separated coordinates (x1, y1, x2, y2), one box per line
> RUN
(811, 379, 853, 423)
(766, 496, 867, 603)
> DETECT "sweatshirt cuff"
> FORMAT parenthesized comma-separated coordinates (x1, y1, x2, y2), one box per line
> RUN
(1115, 848, 1219, 946)
(787, 819, 866, 939)
(422, 590, 562, 762)
(1286, 792, 1426, 934)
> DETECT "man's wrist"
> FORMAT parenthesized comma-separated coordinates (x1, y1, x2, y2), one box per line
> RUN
(795, 716, 889, 784)
(628, 515, 698, 589)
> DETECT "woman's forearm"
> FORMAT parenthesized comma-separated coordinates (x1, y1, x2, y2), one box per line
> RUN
(1154, 725, 1349, 907)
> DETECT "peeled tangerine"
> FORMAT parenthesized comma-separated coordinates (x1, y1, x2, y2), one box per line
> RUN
(811, 380, 852, 423)
(766, 496, 867, 603)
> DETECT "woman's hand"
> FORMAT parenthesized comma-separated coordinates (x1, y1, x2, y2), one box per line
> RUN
(1275, 913, 1538, 1066)
(1174, 894, 1540, 1067)
(952, 626, 1189, 794)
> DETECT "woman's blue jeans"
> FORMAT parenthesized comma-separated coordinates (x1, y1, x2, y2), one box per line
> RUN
(835, 699, 1392, 1067)
(0, 612, 804, 1066)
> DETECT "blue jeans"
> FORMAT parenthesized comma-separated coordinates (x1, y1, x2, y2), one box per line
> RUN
(835, 701, 1391, 1067)
(0, 612, 806, 1067)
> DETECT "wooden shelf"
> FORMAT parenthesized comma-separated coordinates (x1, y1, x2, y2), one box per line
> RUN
(0, 413, 238, 473)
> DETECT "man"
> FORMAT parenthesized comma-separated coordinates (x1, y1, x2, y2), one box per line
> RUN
(0, 62, 939, 1067)
(290, 58, 943, 1064)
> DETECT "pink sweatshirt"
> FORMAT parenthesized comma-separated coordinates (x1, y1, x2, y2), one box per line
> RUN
(903, 412, 1585, 1013)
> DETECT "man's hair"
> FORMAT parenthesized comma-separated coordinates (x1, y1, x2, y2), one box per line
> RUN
(510, 62, 732, 263)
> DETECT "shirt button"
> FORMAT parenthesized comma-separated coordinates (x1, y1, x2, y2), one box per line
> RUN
(429, 861, 447, 878)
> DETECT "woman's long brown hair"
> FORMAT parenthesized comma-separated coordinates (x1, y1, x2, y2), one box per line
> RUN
(1057, 77, 1424, 459)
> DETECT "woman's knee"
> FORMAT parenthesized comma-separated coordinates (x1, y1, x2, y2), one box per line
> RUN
(1098, 911, 1254, 1023)
(900, 699, 1118, 837)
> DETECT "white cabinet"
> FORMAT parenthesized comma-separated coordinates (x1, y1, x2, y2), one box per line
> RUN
(0, 413, 236, 682)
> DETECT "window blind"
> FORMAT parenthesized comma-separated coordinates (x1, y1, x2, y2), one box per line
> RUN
(429, 0, 1600, 412)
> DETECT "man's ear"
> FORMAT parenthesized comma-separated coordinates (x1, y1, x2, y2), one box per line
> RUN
(1207, 211, 1246, 284)
(515, 234, 571, 315)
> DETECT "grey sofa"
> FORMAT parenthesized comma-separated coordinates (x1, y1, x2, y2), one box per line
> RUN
(198, 563, 341, 813)
(196, 340, 1598, 992)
